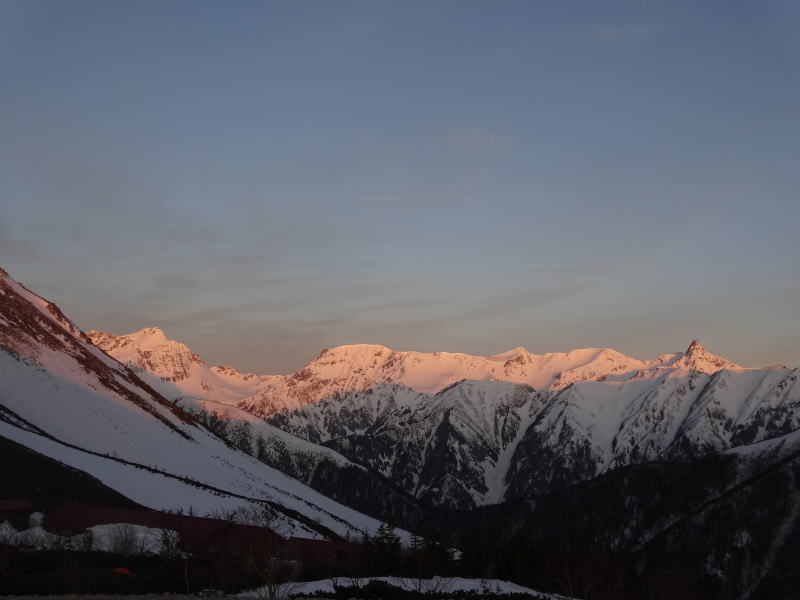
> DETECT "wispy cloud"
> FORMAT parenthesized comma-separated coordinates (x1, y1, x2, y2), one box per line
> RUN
(0, 222, 48, 261)
(527, 264, 610, 276)
(356, 193, 458, 207)
(461, 285, 590, 320)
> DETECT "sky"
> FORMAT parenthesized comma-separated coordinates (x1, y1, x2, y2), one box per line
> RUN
(1, 0, 798, 374)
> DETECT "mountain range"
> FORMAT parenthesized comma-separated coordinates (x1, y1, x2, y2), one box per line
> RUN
(87, 327, 746, 416)
(89, 327, 798, 510)
(3, 267, 800, 599)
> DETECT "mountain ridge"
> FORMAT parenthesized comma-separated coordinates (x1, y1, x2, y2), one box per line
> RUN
(88, 326, 770, 420)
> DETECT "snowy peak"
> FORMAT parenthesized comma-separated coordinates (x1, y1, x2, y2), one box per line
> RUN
(687, 339, 703, 353)
(131, 326, 169, 343)
(91, 326, 179, 352)
(90, 328, 266, 406)
(88, 327, 204, 382)
(670, 339, 741, 372)
(487, 346, 531, 362)
(310, 344, 395, 372)
(318, 343, 393, 358)
(547, 347, 644, 389)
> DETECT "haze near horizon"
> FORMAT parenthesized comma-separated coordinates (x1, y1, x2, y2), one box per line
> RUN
(1, 0, 798, 373)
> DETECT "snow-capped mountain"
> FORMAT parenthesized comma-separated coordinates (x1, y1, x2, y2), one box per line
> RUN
(268, 381, 546, 508)
(268, 363, 799, 509)
(88, 327, 206, 382)
(0, 268, 407, 541)
(88, 329, 749, 418)
(89, 326, 796, 509)
(88, 326, 266, 402)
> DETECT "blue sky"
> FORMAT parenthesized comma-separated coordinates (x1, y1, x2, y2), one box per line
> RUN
(1, 0, 798, 373)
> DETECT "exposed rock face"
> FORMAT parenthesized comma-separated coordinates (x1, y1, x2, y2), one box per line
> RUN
(668, 338, 742, 372)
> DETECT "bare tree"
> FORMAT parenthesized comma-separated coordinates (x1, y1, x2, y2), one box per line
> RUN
(346, 574, 367, 591)
(547, 544, 612, 600)
(159, 528, 182, 560)
(107, 523, 143, 556)
(0, 523, 18, 580)
(71, 530, 94, 552)
(217, 503, 299, 600)
(159, 529, 191, 593)
(392, 575, 455, 595)
(13, 527, 55, 551)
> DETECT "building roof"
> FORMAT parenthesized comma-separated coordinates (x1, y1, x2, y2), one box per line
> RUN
(0, 499, 34, 512)
(44, 503, 281, 548)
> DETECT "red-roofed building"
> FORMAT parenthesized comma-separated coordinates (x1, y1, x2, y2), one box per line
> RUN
(42, 503, 363, 571)
(0, 499, 34, 530)
(44, 503, 282, 550)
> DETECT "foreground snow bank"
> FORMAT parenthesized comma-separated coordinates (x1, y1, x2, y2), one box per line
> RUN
(0, 522, 66, 550)
(238, 576, 576, 599)
(89, 523, 172, 554)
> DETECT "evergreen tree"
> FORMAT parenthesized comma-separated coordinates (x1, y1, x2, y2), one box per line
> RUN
(371, 522, 402, 574)
(228, 421, 253, 455)
(255, 434, 268, 461)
